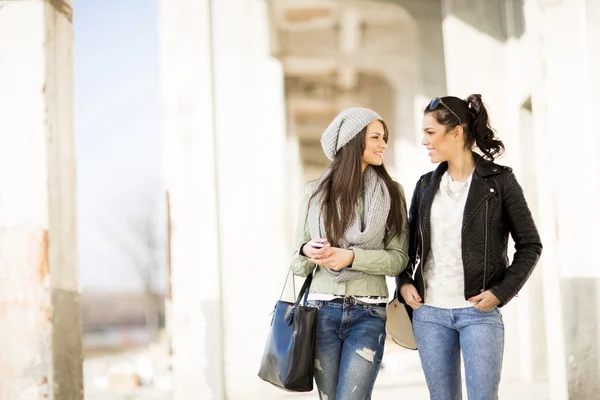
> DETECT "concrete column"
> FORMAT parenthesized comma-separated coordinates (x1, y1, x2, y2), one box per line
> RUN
(0, 1, 83, 399)
(160, 0, 288, 398)
(210, 0, 288, 398)
(536, 0, 596, 276)
(517, 3, 570, 398)
(390, 74, 430, 198)
(502, 0, 549, 384)
(586, 0, 600, 248)
(588, 7, 600, 379)
(440, 0, 509, 135)
(158, 1, 224, 398)
(530, 0, 598, 398)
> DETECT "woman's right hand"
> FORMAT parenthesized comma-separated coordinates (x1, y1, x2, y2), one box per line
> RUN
(400, 284, 422, 309)
(302, 239, 332, 261)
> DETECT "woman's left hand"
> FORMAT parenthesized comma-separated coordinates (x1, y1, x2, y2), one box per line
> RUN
(469, 290, 501, 311)
(309, 248, 355, 271)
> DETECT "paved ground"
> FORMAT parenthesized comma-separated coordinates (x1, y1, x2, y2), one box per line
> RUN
(266, 347, 549, 400)
(84, 343, 549, 399)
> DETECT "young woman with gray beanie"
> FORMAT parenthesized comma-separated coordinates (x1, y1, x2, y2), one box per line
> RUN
(290, 107, 410, 399)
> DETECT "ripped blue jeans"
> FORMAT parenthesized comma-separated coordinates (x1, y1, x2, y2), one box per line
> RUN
(307, 299, 387, 400)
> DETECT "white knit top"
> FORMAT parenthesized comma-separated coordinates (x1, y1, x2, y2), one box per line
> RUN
(424, 171, 473, 309)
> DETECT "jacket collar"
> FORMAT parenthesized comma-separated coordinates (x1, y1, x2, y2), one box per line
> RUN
(420, 153, 501, 229)
(431, 153, 501, 181)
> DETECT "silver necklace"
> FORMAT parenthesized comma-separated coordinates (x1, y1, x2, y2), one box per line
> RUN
(443, 173, 470, 201)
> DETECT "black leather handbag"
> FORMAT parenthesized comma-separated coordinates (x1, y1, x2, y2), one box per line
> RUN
(258, 273, 317, 392)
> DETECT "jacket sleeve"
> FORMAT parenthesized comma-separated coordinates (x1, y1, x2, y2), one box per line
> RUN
(396, 178, 421, 301)
(489, 171, 543, 306)
(349, 182, 410, 277)
(290, 183, 317, 277)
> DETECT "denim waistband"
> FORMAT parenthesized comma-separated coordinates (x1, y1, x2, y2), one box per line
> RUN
(309, 297, 387, 308)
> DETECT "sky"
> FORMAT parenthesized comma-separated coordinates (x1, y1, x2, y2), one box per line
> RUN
(73, 0, 166, 292)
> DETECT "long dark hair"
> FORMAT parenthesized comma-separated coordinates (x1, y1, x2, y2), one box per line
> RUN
(309, 121, 405, 246)
(424, 94, 505, 160)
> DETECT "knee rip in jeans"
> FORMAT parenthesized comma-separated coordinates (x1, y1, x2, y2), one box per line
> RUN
(314, 358, 324, 372)
(356, 347, 377, 363)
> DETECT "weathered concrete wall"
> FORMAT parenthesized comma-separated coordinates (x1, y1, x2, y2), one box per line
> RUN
(0, 0, 83, 399)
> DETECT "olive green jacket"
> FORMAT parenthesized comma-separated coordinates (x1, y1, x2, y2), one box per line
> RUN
(290, 180, 409, 297)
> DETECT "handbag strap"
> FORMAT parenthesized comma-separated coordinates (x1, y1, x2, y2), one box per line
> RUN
(278, 265, 293, 301)
(294, 273, 313, 307)
(278, 266, 309, 303)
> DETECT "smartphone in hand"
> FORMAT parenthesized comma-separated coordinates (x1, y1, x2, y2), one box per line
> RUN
(308, 240, 327, 248)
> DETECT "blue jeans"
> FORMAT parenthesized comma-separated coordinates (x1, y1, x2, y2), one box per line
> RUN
(307, 300, 387, 400)
(412, 305, 504, 400)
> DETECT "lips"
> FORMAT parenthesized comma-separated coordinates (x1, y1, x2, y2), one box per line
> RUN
(374, 151, 384, 158)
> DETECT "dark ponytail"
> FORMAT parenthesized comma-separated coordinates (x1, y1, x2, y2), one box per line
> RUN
(424, 94, 505, 161)
(465, 94, 505, 160)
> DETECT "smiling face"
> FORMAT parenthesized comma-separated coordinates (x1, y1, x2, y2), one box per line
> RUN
(361, 120, 388, 169)
(421, 113, 464, 163)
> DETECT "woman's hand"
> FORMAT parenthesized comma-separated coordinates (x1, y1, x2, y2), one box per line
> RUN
(302, 239, 332, 260)
(309, 248, 354, 271)
(469, 290, 500, 311)
(400, 284, 422, 309)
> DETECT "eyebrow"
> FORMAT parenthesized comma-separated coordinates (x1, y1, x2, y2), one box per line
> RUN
(423, 127, 435, 131)
(369, 132, 383, 136)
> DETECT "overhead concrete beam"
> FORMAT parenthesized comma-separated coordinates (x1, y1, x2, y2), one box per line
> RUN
(273, 0, 337, 32)
(281, 54, 406, 76)
(288, 96, 337, 115)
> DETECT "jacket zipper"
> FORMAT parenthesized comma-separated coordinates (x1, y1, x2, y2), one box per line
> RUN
(419, 218, 426, 299)
(482, 200, 489, 292)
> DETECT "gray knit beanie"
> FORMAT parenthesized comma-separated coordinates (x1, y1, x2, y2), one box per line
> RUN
(320, 107, 382, 161)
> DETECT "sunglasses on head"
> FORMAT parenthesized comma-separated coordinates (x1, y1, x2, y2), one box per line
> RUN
(429, 97, 462, 125)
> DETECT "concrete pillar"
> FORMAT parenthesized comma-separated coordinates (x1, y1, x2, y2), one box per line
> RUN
(586, 0, 600, 241)
(389, 73, 431, 203)
(535, 1, 597, 381)
(440, 0, 509, 134)
(535, 0, 596, 276)
(158, 1, 224, 398)
(398, 1, 447, 197)
(588, 8, 600, 380)
(210, 1, 288, 398)
(515, 4, 570, 398)
(159, 0, 288, 398)
(0, 1, 83, 399)
(528, 0, 597, 398)
(502, 0, 549, 384)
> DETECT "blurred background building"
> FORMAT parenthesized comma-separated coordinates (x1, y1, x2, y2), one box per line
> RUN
(1, 0, 599, 399)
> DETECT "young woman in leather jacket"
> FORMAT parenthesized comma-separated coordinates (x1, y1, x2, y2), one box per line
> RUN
(397, 94, 542, 400)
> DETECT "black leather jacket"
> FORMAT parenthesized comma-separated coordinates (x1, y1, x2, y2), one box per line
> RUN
(397, 154, 543, 307)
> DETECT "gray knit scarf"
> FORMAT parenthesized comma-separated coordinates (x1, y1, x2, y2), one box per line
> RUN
(307, 167, 391, 283)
